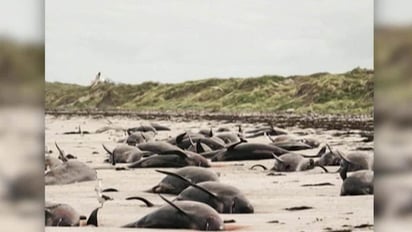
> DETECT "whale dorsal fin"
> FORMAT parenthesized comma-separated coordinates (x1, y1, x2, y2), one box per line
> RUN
(140, 132, 147, 142)
(156, 170, 219, 200)
(86, 207, 100, 227)
(125, 196, 154, 207)
(196, 140, 205, 153)
(226, 138, 247, 151)
(264, 132, 275, 143)
(188, 134, 195, 146)
(159, 194, 189, 217)
(326, 144, 350, 164)
(315, 145, 327, 157)
(102, 144, 116, 166)
(334, 149, 352, 164)
(271, 153, 285, 164)
(176, 132, 187, 145)
(55, 142, 68, 162)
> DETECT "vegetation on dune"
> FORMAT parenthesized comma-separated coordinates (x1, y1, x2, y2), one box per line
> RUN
(0, 39, 44, 104)
(46, 68, 373, 114)
(375, 27, 412, 105)
(0, 39, 374, 114)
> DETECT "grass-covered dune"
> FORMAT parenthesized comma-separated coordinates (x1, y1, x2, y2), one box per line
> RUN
(46, 68, 373, 114)
(0, 39, 44, 104)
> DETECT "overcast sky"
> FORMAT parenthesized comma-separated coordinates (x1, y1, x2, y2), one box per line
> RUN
(0, 0, 44, 42)
(3, 1, 412, 85)
(375, 0, 412, 26)
(43, 0, 378, 85)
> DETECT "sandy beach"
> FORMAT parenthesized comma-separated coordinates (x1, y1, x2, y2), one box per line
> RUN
(45, 115, 373, 231)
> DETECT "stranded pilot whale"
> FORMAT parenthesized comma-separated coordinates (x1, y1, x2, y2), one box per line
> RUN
(45, 143, 97, 185)
(150, 122, 171, 131)
(340, 170, 374, 196)
(138, 141, 180, 154)
(123, 195, 224, 231)
(270, 153, 329, 172)
(211, 139, 289, 161)
(102, 144, 149, 164)
(168, 132, 225, 150)
(124, 131, 155, 145)
(127, 124, 157, 134)
(245, 124, 288, 138)
(157, 170, 254, 214)
(127, 149, 210, 168)
(264, 133, 314, 151)
(149, 167, 219, 194)
(45, 202, 99, 227)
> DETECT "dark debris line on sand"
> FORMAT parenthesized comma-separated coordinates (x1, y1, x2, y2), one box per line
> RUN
(324, 229, 352, 232)
(45, 110, 373, 131)
(267, 172, 286, 176)
(323, 223, 373, 232)
(284, 206, 314, 211)
(267, 220, 280, 224)
(354, 224, 373, 229)
(301, 182, 334, 187)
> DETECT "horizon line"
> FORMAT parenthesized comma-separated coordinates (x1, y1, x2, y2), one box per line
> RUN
(46, 66, 374, 86)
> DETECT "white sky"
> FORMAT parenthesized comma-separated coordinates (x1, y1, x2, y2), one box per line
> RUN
(44, 0, 376, 85)
(2, 1, 412, 85)
(0, 0, 44, 43)
(375, 0, 412, 26)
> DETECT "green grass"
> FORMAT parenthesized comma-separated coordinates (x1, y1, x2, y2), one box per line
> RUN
(46, 68, 373, 114)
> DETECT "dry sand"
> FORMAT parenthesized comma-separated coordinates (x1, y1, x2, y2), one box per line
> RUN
(45, 115, 373, 231)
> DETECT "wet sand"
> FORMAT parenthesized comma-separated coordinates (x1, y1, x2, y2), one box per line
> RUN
(45, 115, 373, 231)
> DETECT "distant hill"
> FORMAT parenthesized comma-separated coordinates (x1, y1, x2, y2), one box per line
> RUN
(46, 68, 373, 114)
